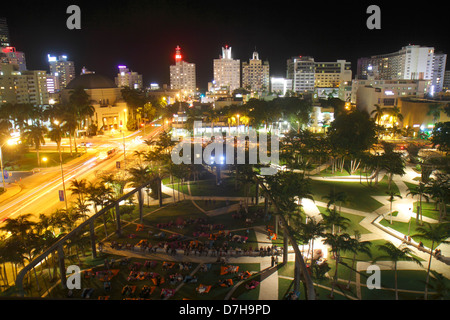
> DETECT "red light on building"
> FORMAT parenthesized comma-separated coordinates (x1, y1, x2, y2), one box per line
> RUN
(2, 46, 15, 53)
(175, 45, 182, 63)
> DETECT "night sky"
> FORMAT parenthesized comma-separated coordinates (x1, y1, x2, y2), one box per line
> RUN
(3, 0, 449, 91)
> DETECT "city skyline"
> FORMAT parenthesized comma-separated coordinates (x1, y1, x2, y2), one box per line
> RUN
(2, 0, 449, 90)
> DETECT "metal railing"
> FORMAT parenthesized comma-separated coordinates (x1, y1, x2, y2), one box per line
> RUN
(15, 180, 152, 297)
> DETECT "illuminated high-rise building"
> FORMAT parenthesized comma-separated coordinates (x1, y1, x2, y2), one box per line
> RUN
(0, 64, 48, 106)
(357, 45, 436, 81)
(287, 56, 315, 93)
(242, 51, 269, 93)
(0, 17, 10, 47)
(48, 54, 75, 91)
(0, 46, 27, 72)
(169, 45, 196, 95)
(115, 65, 143, 90)
(213, 45, 240, 92)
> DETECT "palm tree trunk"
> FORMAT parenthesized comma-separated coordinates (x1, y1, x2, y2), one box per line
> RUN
(73, 131, 78, 153)
(330, 252, 339, 298)
(424, 240, 435, 300)
(2, 263, 8, 288)
(68, 135, 73, 155)
(346, 253, 356, 289)
(394, 261, 398, 300)
(36, 147, 41, 167)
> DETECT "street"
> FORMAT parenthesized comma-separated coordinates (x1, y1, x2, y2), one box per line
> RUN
(0, 124, 163, 223)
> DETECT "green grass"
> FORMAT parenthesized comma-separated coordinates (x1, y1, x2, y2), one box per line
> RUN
(379, 217, 440, 250)
(360, 269, 440, 300)
(310, 175, 399, 213)
(4, 151, 83, 171)
(316, 206, 372, 235)
(183, 177, 256, 198)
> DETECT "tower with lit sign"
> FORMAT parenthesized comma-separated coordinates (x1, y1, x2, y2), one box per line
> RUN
(242, 51, 269, 93)
(115, 65, 143, 90)
(169, 45, 196, 96)
(1, 46, 27, 71)
(213, 45, 241, 92)
(48, 54, 75, 91)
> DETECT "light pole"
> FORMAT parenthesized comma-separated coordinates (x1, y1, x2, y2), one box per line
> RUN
(122, 131, 126, 170)
(0, 139, 15, 190)
(54, 120, 68, 210)
(58, 140, 68, 210)
(236, 114, 240, 134)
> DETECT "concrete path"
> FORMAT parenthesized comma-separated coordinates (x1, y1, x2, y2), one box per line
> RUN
(127, 163, 449, 300)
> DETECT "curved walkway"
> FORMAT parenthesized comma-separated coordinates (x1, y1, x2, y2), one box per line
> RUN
(118, 164, 449, 300)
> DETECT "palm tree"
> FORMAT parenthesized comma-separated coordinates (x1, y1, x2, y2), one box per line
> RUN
(86, 182, 114, 237)
(427, 103, 442, 124)
(382, 150, 405, 190)
(320, 208, 350, 235)
(48, 123, 64, 153)
(426, 176, 448, 223)
(322, 188, 348, 215)
(345, 230, 372, 290)
(127, 164, 154, 222)
(22, 122, 48, 167)
(406, 182, 429, 225)
(388, 106, 404, 125)
(322, 232, 355, 299)
(373, 241, 422, 300)
(133, 150, 146, 166)
(413, 222, 450, 300)
(425, 270, 450, 300)
(203, 108, 220, 134)
(69, 179, 88, 203)
(370, 104, 389, 125)
(386, 190, 402, 224)
(300, 217, 326, 268)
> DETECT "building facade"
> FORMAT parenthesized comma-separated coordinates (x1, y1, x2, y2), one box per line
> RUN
(115, 65, 143, 90)
(443, 70, 450, 91)
(270, 77, 293, 96)
(61, 73, 128, 132)
(314, 60, 352, 88)
(0, 46, 27, 72)
(286, 56, 315, 93)
(0, 17, 10, 47)
(430, 52, 447, 95)
(169, 46, 196, 96)
(48, 54, 76, 91)
(213, 46, 240, 92)
(0, 64, 49, 106)
(357, 45, 441, 83)
(242, 51, 269, 93)
(355, 79, 430, 114)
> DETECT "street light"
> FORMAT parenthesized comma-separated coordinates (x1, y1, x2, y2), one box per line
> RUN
(0, 139, 15, 190)
(53, 120, 68, 210)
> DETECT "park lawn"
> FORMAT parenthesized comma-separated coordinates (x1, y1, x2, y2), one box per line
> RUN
(309, 175, 399, 213)
(5, 151, 83, 171)
(360, 270, 435, 300)
(47, 256, 199, 300)
(175, 262, 260, 300)
(142, 201, 206, 225)
(4, 151, 83, 171)
(379, 217, 440, 250)
(316, 206, 371, 235)
(183, 177, 256, 198)
(195, 199, 239, 212)
(411, 201, 450, 222)
(315, 167, 365, 178)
